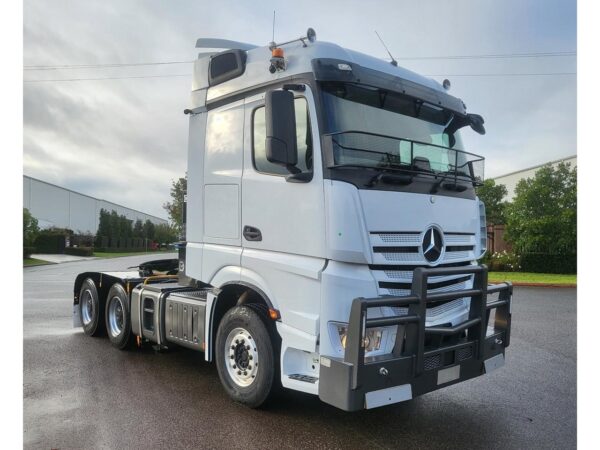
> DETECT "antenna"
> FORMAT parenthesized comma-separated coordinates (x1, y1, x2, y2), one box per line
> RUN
(375, 31, 398, 67)
(270, 11, 276, 47)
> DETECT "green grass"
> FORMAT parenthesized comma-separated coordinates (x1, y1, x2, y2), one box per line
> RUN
(23, 258, 54, 267)
(489, 272, 576, 285)
(92, 250, 173, 258)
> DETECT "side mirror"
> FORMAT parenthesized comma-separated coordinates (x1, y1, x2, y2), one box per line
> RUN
(265, 89, 298, 170)
(468, 113, 486, 135)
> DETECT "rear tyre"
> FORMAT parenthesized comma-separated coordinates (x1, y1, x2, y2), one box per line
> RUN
(105, 283, 133, 350)
(79, 278, 104, 336)
(215, 305, 277, 408)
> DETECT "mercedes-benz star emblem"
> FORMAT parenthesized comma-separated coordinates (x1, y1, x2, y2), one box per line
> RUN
(422, 227, 444, 263)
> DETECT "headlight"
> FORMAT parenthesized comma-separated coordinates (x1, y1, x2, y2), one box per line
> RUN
(478, 200, 487, 257)
(329, 322, 398, 358)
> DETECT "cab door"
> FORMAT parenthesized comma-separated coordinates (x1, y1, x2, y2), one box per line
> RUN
(241, 87, 325, 258)
(241, 86, 326, 336)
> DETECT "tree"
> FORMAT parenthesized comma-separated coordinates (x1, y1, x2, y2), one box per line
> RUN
(154, 223, 178, 244)
(163, 177, 186, 234)
(120, 215, 133, 238)
(97, 209, 111, 239)
(109, 210, 121, 239)
(23, 208, 40, 247)
(505, 162, 576, 253)
(143, 219, 156, 240)
(133, 219, 144, 238)
(476, 179, 508, 225)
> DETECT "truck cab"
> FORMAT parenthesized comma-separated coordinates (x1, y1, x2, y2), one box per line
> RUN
(73, 29, 512, 411)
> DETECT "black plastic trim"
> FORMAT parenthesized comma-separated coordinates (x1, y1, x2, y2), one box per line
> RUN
(369, 261, 473, 271)
(311, 58, 467, 115)
(371, 231, 421, 235)
(373, 246, 419, 253)
(446, 245, 474, 252)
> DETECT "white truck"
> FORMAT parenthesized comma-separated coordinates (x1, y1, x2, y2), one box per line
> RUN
(73, 29, 512, 411)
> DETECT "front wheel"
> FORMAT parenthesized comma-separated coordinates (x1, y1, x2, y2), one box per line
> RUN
(215, 305, 277, 408)
(105, 283, 133, 350)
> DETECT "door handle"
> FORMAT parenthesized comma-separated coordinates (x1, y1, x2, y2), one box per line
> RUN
(243, 225, 262, 242)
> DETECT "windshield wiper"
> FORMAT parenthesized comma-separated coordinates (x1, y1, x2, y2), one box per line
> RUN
(367, 170, 413, 187)
(430, 170, 471, 194)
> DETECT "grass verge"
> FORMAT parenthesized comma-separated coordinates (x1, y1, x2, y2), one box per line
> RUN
(24, 258, 54, 267)
(92, 250, 173, 258)
(488, 272, 576, 286)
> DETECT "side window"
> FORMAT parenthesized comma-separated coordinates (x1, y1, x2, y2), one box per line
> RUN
(253, 97, 313, 176)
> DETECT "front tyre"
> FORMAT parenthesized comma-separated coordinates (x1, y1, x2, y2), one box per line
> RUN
(105, 283, 133, 350)
(79, 278, 104, 336)
(215, 305, 277, 408)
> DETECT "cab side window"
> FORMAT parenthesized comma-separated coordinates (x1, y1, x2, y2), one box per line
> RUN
(253, 97, 312, 176)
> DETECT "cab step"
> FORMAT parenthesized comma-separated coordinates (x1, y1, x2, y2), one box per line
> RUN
(288, 374, 318, 384)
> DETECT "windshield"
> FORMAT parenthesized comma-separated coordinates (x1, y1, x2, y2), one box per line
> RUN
(321, 82, 484, 182)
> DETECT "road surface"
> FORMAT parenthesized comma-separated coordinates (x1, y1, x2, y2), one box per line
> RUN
(23, 255, 576, 449)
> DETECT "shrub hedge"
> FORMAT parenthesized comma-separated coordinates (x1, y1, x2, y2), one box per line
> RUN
(519, 253, 577, 274)
(34, 234, 66, 254)
(24, 247, 36, 259)
(64, 246, 94, 257)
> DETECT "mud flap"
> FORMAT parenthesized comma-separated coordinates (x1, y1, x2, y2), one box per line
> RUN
(73, 304, 82, 328)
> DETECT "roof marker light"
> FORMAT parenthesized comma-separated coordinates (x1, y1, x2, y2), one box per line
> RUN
(337, 63, 352, 71)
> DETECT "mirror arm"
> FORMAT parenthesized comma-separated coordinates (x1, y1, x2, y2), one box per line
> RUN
(286, 164, 302, 174)
(286, 171, 312, 183)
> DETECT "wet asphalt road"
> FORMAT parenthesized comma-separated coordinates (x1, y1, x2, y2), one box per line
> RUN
(23, 255, 576, 449)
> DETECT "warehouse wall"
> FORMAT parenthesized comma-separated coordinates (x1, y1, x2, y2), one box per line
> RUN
(493, 155, 577, 200)
(23, 176, 167, 234)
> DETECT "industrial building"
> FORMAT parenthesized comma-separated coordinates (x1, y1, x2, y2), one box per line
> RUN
(492, 154, 577, 200)
(23, 175, 167, 234)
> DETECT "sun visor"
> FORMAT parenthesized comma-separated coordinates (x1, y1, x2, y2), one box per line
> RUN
(312, 58, 466, 116)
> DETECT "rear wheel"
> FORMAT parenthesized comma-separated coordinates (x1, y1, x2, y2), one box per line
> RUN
(105, 283, 133, 350)
(215, 305, 277, 408)
(79, 278, 104, 336)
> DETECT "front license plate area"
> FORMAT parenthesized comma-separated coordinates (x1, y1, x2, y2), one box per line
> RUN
(437, 365, 460, 385)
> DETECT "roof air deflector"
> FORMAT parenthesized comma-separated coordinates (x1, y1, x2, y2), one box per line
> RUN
(195, 38, 257, 51)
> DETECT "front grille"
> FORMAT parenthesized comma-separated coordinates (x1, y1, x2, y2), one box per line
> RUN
(373, 266, 473, 318)
(370, 231, 476, 265)
(378, 232, 420, 244)
(370, 253, 474, 322)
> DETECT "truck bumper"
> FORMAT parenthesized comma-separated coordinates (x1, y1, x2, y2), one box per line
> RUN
(318, 265, 512, 411)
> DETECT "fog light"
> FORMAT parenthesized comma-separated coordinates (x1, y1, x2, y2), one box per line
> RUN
(330, 322, 397, 357)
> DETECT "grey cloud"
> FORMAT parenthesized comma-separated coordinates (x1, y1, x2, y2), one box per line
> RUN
(24, 0, 576, 219)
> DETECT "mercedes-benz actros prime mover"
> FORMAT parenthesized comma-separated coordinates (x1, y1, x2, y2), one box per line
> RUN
(73, 29, 512, 411)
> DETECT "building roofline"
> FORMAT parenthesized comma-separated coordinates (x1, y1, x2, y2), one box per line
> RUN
(23, 174, 168, 223)
(493, 154, 577, 180)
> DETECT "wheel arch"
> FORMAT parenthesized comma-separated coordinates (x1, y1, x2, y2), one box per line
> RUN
(207, 278, 278, 362)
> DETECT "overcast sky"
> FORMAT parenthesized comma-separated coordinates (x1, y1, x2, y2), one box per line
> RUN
(23, 0, 576, 219)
